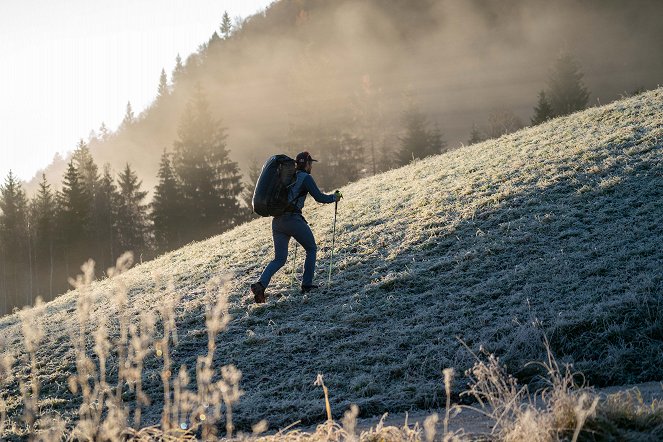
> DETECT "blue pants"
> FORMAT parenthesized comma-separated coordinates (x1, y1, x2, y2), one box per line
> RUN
(258, 213, 317, 288)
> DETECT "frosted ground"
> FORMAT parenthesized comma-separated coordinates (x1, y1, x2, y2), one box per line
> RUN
(0, 89, 661, 435)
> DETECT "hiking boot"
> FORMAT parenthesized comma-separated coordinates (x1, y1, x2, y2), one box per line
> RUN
(300, 284, 319, 294)
(251, 282, 266, 303)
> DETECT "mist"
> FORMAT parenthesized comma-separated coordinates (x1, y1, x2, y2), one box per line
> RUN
(25, 0, 663, 195)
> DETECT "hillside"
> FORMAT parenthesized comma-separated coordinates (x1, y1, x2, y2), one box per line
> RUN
(1, 89, 661, 437)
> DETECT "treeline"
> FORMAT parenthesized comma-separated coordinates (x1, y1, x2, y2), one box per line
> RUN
(467, 51, 596, 145)
(0, 85, 246, 315)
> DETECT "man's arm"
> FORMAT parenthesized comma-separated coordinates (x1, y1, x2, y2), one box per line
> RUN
(304, 174, 336, 204)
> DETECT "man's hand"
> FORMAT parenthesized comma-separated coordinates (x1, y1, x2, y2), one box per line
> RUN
(334, 190, 343, 201)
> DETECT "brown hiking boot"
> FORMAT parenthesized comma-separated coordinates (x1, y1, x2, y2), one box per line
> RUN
(251, 282, 266, 303)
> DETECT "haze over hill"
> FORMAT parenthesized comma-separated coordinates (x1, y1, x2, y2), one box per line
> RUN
(24, 0, 663, 195)
(1, 88, 660, 437)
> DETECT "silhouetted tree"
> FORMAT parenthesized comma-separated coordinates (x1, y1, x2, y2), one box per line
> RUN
(220, 11, 233, 39)
(173, 84, 242, 239)
(121, 101, 135, 128)
(547, 52, 590, 117)
(98, 122, 110, 141)
(397, 105, 446, 166)
(97, 164, 120, 271)
(531, 90, 555, 125)
(0, 171, 30, 311)
(172, 54, 185, 85)
(152, 150, 184, 252)
(157, 68, 169, 100)
(317, 134, 365, 189)
(57, 160, 92, 278)
(30, 174, 56, 301)
(115, 164, 149, 260)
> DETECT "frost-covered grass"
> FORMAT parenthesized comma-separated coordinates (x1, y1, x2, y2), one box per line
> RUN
(0, 89, 661, 438)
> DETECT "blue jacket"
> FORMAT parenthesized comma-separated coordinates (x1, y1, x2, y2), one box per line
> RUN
(288, 170, 335, 213)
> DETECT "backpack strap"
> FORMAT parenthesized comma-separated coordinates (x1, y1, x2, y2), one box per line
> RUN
(285, 171, 308, 213)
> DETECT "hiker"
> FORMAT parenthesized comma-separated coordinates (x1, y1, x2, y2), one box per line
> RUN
(251, 151, 342, 303)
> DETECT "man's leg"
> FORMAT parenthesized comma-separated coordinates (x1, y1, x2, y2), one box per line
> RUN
(258, 224, 290, 288)
(291, 218, 317, 287)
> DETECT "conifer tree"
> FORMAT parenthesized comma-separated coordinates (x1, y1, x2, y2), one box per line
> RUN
(0, 171, 31, 309)
(30, 174, 56, 300)
(397, 105, 446, 166)
(173, 83, 242, 238)
(531, 90, 555, 125)
(172, 54, 185, 85)
(317, 134, 365, 189)
(99, 122, 110, 141)
(115, 164, 149, 259)
(152, 149, 184, 252)
(547, 52, 590, 117)
(121, 101, 135, 128)
(220, 11, 233, 39)
(157, 68, 169, 100)
(97, 164, 120, 270)
(73, 140, 107, 264)
(57, 160, 92, 277)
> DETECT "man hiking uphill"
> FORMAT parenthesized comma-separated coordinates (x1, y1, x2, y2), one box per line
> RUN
(251, 151, 342, 303)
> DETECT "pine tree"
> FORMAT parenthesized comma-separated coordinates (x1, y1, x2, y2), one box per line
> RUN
(121, 101, 135, 128)
(0, 171, 30, 310)
(73, 140, 99, 197)
(547, 52, 590, 117)
(172, 54, 185, 85)
(97, 164, 120, 270)
(531, 90, 555, 125)
(220, 11, 233, 39)
(397, 105, 446, 166)
(30, 174, 56, 301)
(115, 164, 149, 259)
(317, 133, 365, 189)
(152, 150, 184, 252)
(73, 140, 106, 265)
(157, 68, 169, 100)
(57, 160, 92, 278)
(99, 122, 110, 141)
(173, 83, 242, 238)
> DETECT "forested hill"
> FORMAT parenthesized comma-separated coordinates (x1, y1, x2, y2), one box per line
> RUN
(26, 0, 663, 195)
(0, 88, 660, 437)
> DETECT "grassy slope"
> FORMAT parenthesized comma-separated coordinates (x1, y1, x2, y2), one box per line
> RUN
(1, 89, 661, 433)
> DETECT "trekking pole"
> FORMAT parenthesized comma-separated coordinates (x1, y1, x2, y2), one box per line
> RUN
(327, 200, 338, 286)
(290, 242, 298, 288)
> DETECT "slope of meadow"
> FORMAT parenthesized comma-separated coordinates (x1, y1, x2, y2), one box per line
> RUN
(0, 89, 661, 436)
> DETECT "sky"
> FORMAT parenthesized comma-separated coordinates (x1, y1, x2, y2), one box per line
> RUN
(0, 0, 274, 183)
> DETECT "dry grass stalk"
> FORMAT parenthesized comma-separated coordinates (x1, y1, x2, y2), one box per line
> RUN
(19, 297, 45, 436)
